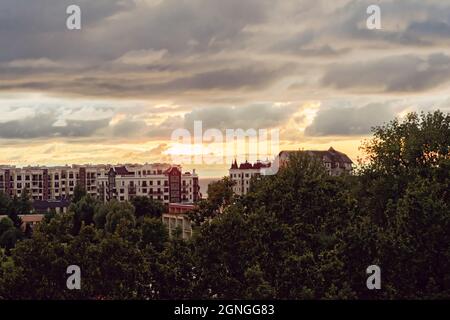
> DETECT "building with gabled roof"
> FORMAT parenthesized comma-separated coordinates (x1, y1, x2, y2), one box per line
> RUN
(278, 147, 353, 176)
(229, 147, 353, 195)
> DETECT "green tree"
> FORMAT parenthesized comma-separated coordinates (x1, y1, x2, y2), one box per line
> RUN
(18, 189, 32, 215)
(0, 228, 23, 252)
(73, 184, 87, 203)
(131, 196, 165, 219)
(0, 192, 11, 214)
(350, 110, 450, 299)
(0, 218, 14, 237)
(139, 217, 168, 252)
(104, 201, 136, 234)
(70, 195, 101, 234)
(189, 177, 235, 225)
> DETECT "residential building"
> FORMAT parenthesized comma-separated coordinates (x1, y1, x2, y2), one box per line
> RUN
(162, 203, 195, 239)
(229, 160, 271, 196)
(0, 163, 200, 206)
(278, 147, 354, 176)
(0, 214, 45, 232)
(229, 147, 353, 195)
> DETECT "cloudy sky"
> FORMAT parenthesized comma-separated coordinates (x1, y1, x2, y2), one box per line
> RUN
(1, 0, 450, 177)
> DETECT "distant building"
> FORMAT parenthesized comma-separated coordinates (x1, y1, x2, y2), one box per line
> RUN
(229, 160, 271, 196)
(0, 214, 45, 232)
(162, 203, 195, 239)
(229, 147, 353, 195)
(278, 147, 353, 176)
(33, 199, 70, 214)
(0, 163, 200, 205)
(97, 165, 200, 204)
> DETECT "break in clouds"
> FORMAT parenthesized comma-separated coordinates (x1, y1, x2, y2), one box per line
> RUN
(1, 0, 450, 148)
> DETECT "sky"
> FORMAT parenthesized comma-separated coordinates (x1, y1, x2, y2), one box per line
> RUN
(1, 0, 450, 177)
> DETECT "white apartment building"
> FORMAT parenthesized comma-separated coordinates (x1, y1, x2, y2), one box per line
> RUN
(0, 163, 200, 205)
(229, 160, 271, 196)
(97, 164, 200, 204)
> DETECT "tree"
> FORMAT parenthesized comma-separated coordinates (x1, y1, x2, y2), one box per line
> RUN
(152, 236, 197, 299)
(351, 110, 450, 299)
(0, 192, 11, 214)
(70, 195, 101, 234)
(73, 184, 87, 203)
(139, 217, 168, 252)
(0, 218, 14, 237)
(17, 189, 32, 215)
(194, 153, 358, 299)
(0, 213, 152, 300)
(0, 228, 23, 252)
(104, 201, 136, 234)
(189, 177, 235, 225)
(94, 200, 133, 230)
(131, 196, 165, 219)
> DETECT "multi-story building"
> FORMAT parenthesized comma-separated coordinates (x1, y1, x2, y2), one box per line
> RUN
(229, 160, 271, 196)
(0, 163, 200, 205)
(97, 164, 200, 204)
(162, 203, 196, 240)
(278, 147, 353, 176)
(229, 147, 353, 195)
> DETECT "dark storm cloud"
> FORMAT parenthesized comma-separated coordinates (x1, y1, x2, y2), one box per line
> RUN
(305, 103, 397, 137)
(0, 0, 134, 62)
(0, 63, 295, 98)
(328, 0, 450, 47)
(2, 0, 450, 99)
(0, 0, 271, 62)
(322, 53, 450, 93)
(0, 112, 110, 139)
(184, 103, 298, 130)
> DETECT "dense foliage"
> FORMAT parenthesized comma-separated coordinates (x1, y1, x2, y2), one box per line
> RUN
(0, 110, 448, 299)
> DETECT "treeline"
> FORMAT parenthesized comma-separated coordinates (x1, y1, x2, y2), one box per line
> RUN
(0, 110, 449, 299)
(0, 189, 34, 250)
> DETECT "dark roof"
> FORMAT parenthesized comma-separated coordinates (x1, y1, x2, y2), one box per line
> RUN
(252, 162, 271, 169)
(280, 147, 353, 164)
(33, 199, 70, 210)
(114, 166, 134, 175)
(239, 161, 253, 170)
(231, 160, 271, 170)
